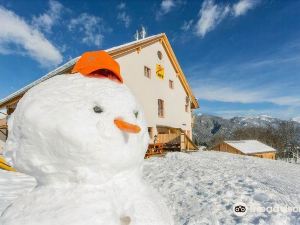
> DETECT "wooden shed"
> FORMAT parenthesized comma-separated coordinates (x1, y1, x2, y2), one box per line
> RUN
(214, 140, 276, 160)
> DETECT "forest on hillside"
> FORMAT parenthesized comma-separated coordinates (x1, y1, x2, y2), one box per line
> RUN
(192, 115, 300, 161)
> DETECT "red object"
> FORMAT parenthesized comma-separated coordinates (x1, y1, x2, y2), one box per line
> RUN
(71, 50, 123, 83)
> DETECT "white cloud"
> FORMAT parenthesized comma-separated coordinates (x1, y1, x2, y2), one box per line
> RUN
(194, 82, 300, 107)
(117, 12, 131, 28)
(194, 0, 260, 37)
(117, 2, 126, 10)
(156, 0, 180, 20)
(195, 0, 230, 37)
(195, 84, 264, 104)
(269, 96, 300, 106)
(161, 0, 176, 13)
(181, 19, 193, 31)
(207, 109, 263, 118)
(0, 6, 63, 67)
(116, 2, 131, 28)
(233, 0, 258, 17)
(32, 0, 63, 33)
(68, 13, 106, 47)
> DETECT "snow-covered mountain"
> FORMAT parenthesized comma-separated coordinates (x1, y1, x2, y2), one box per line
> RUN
(230, 115, 282, 127)
(293, 117, 300, 123)
(193, 114, 300, 145)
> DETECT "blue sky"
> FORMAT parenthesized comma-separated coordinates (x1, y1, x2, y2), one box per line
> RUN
(0, 0, 299, 120)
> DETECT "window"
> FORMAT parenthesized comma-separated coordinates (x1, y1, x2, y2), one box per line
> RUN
(158, 99, 164, 118)
(144, 66, 151, 78)
(148, 127, 154, 139)
(169, 80, 174, 89)
(185, 104, 189, 112)
(157, 51, 163, 60)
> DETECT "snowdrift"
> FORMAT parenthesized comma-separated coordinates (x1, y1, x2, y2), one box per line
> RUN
(1, 151, 300, 225)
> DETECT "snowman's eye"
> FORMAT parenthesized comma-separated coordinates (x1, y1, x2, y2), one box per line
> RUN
(134, 111, 139, 118)
(93, 106, 103, 113)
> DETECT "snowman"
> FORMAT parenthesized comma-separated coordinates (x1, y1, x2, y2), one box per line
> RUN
(1, 51, 173, 225)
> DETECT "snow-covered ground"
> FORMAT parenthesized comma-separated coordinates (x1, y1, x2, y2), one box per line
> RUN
(1, 151, 300, 225)
(0, 170, 35, 213)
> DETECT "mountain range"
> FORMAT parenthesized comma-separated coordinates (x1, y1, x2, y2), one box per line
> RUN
(192, 114, 300, 146)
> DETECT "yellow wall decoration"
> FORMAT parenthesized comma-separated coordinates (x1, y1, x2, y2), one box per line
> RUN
(156, 64, 165, 79)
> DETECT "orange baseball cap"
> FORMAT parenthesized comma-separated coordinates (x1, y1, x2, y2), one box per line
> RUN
(71, 50, 123, 83)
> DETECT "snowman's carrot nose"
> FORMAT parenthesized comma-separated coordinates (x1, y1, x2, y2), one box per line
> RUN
(114, 118, 141, 133)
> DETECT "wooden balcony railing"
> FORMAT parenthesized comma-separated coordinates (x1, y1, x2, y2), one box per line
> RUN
(157, 130, 198, 151)
(157, 133, 180, 144)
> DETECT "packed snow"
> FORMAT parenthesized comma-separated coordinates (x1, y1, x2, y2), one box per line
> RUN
(1, 151, 300, 224)
(0, 170, 35, 213)
(0, 74, 172, 225)
(144, 152, 300, 225)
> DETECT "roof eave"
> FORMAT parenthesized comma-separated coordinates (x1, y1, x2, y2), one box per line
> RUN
(248, 150, 277, 155)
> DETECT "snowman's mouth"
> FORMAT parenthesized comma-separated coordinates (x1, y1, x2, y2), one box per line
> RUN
(114, 118, 141, 133)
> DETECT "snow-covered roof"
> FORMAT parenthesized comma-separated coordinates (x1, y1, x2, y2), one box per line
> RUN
(225, 140, 276, 154)
(0, 33, 165, 107)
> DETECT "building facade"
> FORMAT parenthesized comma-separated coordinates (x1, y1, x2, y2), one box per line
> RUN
(0, 33, 199, 151)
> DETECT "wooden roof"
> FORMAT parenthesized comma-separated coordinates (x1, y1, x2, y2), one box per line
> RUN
(0, 33, 199, 109)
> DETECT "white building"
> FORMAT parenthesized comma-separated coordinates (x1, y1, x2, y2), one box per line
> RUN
(0, 33, 199, 151)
